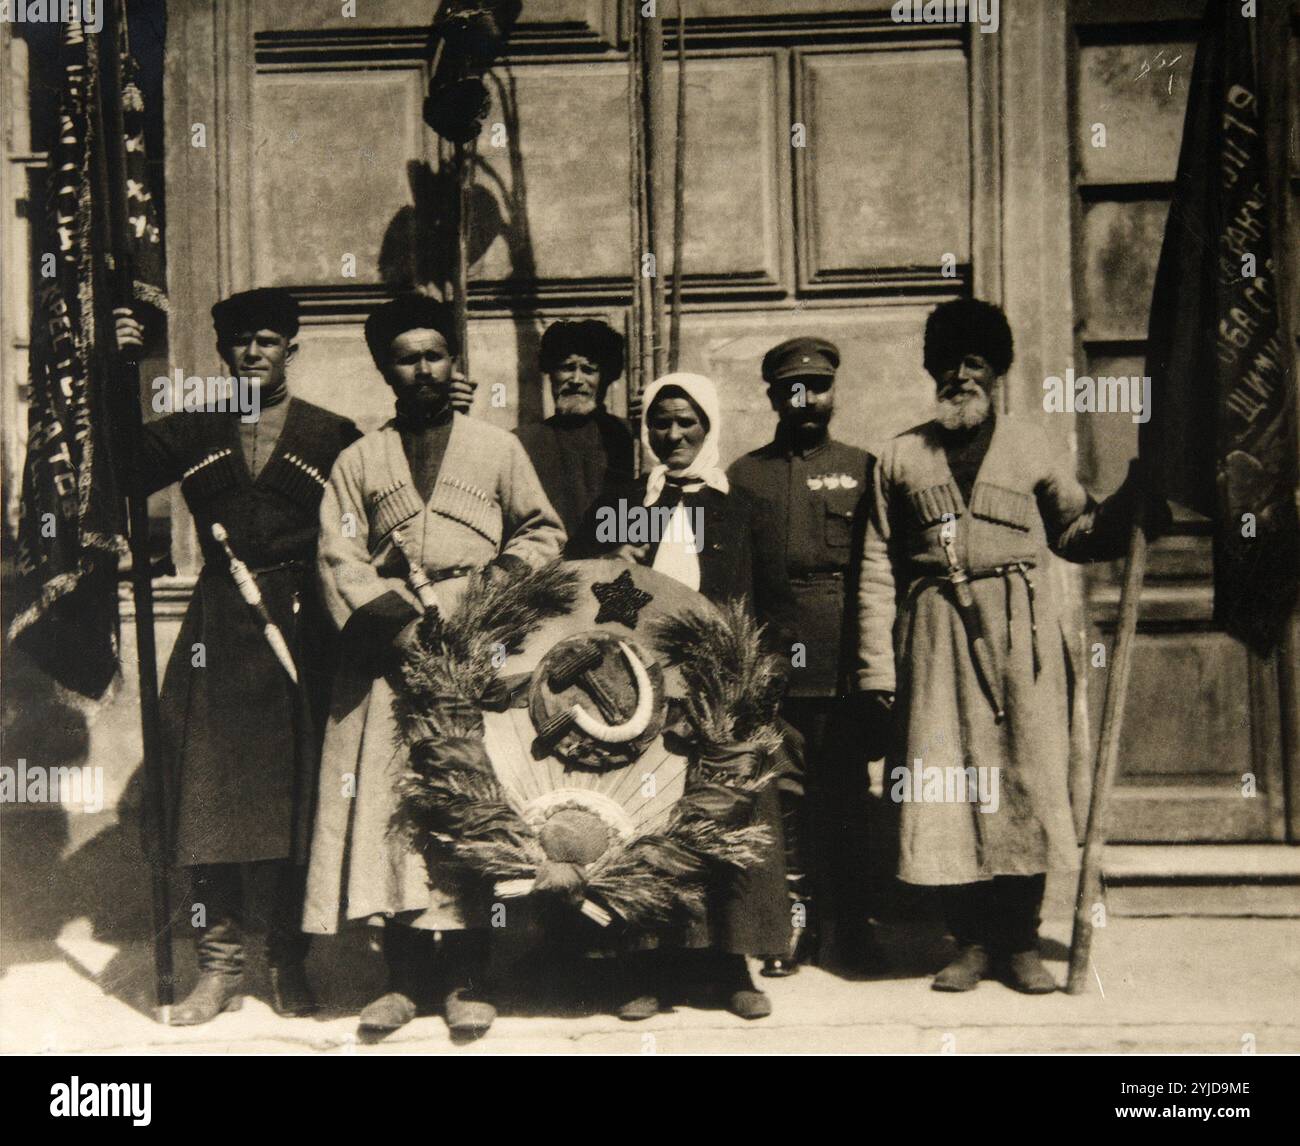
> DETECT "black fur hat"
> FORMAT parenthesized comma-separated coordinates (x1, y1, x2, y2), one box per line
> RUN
(923, 297, 1014, 379)
(364, 293, 459, 370)
(539, 319, 625, 384)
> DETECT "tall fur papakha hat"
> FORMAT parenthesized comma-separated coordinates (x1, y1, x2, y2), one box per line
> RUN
(539, 319, 625, 384)
(364, 293, 460, 370)
(923, 297, 1015, 379)
(211, 288, 299, 343)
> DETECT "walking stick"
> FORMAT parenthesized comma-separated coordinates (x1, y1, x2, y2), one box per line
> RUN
(97, 0, 173, 1021)
(210, 524, 299, 685)
(1067, 491, 1149, 994)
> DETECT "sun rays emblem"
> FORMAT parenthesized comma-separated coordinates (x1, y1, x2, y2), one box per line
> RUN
(528, 631, 667, 771)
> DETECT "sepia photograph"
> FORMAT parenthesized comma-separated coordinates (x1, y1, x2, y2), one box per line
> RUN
(0, 0, 1297, 1093)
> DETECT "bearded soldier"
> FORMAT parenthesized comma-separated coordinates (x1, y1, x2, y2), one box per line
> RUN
(304, 294, 564, 1037)
(726, 337, 876, 975)
(856, 298, 1164, 993)
(115, 289, 361, 1024)
(516, 319, 635, 539)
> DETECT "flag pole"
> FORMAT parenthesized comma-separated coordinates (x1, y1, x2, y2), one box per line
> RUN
(1067, 487, 1148, 994)
(668, 2, 687, 372)
(96, 0, 174, 1021)
(641, 6, 667, 379)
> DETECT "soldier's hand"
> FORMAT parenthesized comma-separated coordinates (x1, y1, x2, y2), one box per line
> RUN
(114, 307, 145, 356)
(627, 394, 642, 425)
(449, 370, 477, 414)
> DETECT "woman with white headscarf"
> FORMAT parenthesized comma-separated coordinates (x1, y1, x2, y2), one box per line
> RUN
(574, 372, 796, 1021)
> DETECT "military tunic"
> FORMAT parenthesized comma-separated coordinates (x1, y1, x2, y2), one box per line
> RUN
(144, 398, 362, 866)
(727, 434, 871, 698)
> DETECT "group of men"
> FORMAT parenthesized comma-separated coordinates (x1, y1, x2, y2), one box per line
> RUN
(114, 284, 1152, 1032)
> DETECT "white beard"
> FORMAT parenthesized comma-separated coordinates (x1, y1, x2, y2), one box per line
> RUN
(936, 386, 992, 433)
(554, 393, 598, 417)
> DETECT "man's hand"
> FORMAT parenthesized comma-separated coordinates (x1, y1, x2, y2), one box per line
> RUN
(394, 617, 423, 656)
(114, 307, 145, 356)
(449, 370, 477, 414)
(613, 542, 649, 564)
(850, 689, 895, 758)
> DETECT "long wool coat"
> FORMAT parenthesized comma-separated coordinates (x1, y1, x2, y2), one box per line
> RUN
(856, 414, 1133, 886)
(575, 477, 798, 956)
(303, 414, 565, 935)
(145, 399, 361, 867)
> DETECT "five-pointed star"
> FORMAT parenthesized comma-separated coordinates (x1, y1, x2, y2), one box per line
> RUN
(591, 569, 653, 628)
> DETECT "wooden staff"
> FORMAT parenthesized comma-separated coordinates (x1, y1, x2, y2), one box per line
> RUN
(454, 138, 472, 381)
(1067, 491, 1149, 994)
(97, 0, 174, 1020)
(641, 7, 667, 379)
(668, 2, 687, 372)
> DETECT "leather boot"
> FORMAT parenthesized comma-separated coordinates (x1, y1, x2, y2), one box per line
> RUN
(171, 971, 244, 1025)
(1004, 949, 1057, 994)
(614, 953, 660, 1021)
(764, 874, 815, 977)
(932, 943, 991, 992)
(269, 963, 318, 1017)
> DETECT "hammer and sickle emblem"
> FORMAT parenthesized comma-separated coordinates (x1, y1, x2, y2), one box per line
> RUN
(567, 641, 654, 744)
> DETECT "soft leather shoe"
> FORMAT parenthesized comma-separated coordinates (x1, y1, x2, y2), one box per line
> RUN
(1005, 950, 1056, 994)
(761, 957, 798, 978)
(170, 972, 244, 1026)
(358, 991, 417, 1032)
(444, 988, 496, 1036)
(269, 964, 318, 1017)
(726, 986, 772, 1020)
(615, 993, 660, 1021)
(931, 943, 991, 992)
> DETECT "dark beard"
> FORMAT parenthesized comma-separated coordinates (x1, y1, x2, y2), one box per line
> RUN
(936, 387, 992, 433)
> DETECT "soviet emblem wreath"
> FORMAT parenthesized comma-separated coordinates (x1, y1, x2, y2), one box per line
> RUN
(391, 558, 786, 930)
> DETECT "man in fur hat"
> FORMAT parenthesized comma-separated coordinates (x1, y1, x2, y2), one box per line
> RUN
(516, 319, 635, 539)
(856, 298, 1167, 994)
(115, 288, 361, 1024)
(304, 293, 564, 1038)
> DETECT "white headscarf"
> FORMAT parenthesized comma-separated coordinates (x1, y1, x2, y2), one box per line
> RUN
(639, 372, 730, 508)
(637, 372, 729, 591)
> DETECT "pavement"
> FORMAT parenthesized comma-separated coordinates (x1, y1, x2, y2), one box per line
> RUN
(2, 914, 1297, 1055)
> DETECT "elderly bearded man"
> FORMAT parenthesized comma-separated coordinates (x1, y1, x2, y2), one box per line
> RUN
(516, 319, 635, 539)
(856, 298, 1166, 994)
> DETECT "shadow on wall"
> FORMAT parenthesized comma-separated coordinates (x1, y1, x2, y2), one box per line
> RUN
(0, 549, 382, 1018)
(377, 66, 546, 426)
